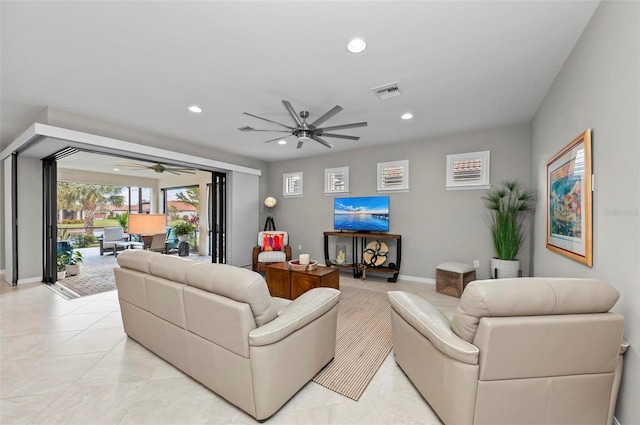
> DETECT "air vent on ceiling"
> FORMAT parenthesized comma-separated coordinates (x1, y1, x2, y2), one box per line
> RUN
(238, 126, 254, 132)
(372, 82, 401, 100)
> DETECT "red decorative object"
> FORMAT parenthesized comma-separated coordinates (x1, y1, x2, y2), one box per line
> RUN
(262, 233, 284, 251)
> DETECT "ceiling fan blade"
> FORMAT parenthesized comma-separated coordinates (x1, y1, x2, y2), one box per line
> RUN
(166, 170, 181, 175)
(166, 169, 196, 174)
(311, 136, 333, 148)
(297, 140, 304, 149)
(318, 132, 360, 140)
(264, 135, 290, 144)
(243, 112, 293, 130)
(319, 122, 368, 132)
(282, 100, 303, 127)
(310, 105, 343, 128)
(243, 129, 291, 133)
(116, 162, 147, 167)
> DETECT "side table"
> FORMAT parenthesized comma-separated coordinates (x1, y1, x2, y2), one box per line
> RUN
(265, 262, 339, 300)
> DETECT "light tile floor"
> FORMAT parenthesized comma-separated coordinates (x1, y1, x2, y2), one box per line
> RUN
(1, 275, 449, 425)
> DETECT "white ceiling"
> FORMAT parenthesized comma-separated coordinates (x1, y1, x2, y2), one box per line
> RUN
(1, 1, 600, 163)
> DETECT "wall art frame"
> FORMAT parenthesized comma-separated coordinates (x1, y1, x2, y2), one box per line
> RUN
(546, 128, 592, 266)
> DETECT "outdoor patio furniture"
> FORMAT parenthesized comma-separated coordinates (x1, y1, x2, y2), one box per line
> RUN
(148, 233, 168, 253)
(166, 226, 179, 252)
(99, 226, 127, 255)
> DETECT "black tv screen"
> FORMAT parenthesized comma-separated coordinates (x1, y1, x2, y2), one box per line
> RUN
(334, 196, 389, 232)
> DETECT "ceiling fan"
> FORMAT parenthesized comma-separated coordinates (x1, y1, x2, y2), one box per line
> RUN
(240, 100, 368, 149)
(116, 162, 196, 175)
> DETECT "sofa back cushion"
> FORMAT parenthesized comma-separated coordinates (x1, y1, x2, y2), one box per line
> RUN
(148, 254, 191, 283)
(145, 275, 188, 328)
(451, 278, 619, 342)
(103, 226, 125, 242)
(117, 249, 157, 273)
(184, 287, 256, 357)
(187, 263, 277, 327)
(114, 267, 149, 311)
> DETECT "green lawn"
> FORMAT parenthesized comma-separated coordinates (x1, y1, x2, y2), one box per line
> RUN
(59, 219, 121, 229)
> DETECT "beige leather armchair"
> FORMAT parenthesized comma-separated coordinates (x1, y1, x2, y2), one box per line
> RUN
(388, 278, 628, 425)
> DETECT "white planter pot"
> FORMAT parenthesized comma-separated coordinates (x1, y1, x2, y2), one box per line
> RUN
(66, 264, 80, 276)
(178, 235, 188, 243)
(56, 270, 66, 280)
(490, 258, 520, 279)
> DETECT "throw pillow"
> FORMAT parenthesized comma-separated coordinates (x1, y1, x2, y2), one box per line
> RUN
(262, 233, 284, 252)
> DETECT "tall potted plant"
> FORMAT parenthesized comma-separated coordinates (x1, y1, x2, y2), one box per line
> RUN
(483, 180, 536, 278)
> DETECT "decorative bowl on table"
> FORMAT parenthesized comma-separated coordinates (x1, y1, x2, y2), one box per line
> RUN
(288, 259, 318, 271)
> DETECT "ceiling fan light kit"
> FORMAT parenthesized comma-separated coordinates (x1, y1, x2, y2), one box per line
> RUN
(241, 100, 367, 149)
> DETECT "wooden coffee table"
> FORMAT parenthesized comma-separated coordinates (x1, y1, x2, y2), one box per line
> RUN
(265, 262, 339, 300)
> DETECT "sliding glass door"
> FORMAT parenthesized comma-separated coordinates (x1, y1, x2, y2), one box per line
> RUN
(209, 172, 226, 263)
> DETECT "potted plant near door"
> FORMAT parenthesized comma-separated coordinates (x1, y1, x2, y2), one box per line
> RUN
(56, 252, 67, 280)
(65, 249, 84, 276)
(482, 180, 536, 278)
(172, 221, 195, 243)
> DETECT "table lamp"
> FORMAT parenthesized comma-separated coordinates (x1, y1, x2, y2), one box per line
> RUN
(128, 213, 166, 249)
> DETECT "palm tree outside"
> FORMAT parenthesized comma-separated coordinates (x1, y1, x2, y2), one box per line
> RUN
(57, 182, 125, 234)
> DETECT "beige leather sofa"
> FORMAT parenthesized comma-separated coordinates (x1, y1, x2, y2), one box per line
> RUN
(114, 250, 340, 421)
(388, 278, 628, 425)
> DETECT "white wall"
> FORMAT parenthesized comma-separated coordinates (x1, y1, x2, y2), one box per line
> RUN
(227, 171, 259, 266)
(268, 123, 532, 281)
(17, 157, 43, 282)
(531, 1, 640, 422)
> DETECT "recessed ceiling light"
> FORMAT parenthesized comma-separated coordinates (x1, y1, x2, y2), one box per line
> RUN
(113, 168, 120, 172)
(278, 140, 287, 145)
(347, 38, 367, 53)
(401, 113, 414, 120)
(188, 105, 203, 113)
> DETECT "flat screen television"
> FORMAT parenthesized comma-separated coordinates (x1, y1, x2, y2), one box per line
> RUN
(334, 196, 390, 232)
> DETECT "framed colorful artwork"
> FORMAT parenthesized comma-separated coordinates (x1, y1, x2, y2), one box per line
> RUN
(546, 129, 592, 266)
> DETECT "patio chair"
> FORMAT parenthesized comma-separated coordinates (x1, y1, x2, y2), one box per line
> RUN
(148, 233, 168, 253)
(165, 226, 179, 253)
(99, 226, 127, 255)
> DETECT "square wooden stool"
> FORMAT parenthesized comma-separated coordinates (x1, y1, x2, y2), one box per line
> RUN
(436, 262, 476, 298)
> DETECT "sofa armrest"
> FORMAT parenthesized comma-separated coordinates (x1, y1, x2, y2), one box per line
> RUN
(388, 291, 479, 365)
(249, 288, 340, 346)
